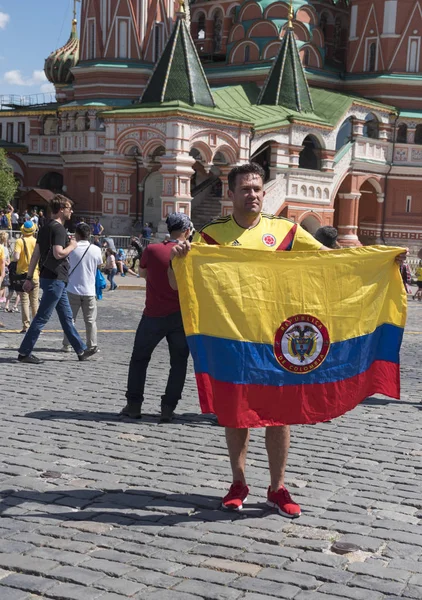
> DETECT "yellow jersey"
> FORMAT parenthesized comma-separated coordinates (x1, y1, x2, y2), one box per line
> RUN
(0, 244, 4, 264)
(194, 213, 322, 252)
(416, 266, 422, 282)
(14, 236, 39, 279)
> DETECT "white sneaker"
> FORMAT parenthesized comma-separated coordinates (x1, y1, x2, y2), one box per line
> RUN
(60, 345, 71, 353)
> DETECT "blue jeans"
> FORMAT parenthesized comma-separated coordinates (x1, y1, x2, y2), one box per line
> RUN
(19, 278, 87, 356)
(107, 268, 117, 290)
(126, 312, 189, 411)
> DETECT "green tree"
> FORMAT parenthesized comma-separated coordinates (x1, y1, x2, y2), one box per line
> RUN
(0, 148, 19, 209)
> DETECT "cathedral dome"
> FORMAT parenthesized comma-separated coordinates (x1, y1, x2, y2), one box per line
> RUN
(44, 19, 80, 85)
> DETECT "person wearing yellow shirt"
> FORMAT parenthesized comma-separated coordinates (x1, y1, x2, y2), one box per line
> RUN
(14, 221, 40, 333)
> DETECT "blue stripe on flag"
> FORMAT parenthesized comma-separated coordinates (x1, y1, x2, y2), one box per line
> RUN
(187, 323, 403, 387)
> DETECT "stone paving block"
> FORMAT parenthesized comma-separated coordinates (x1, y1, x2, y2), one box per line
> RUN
(138, 589, 203, 600)
(257, 566, 319, 590)
(318, 583, 384, 600)
(43, 582, 104, 599)
(174, 579, 244, 599)
(93, 575, 146, 596)
(176, 565, 239, 585)
(294, 592, 346, 600)
(0, 573, 56, 594)
(202, 557, 262, 576)
(126, 568, 181, 588)
(349, 574, 407, 595)
(27, 548, 89, 566)
(0, 553, 59, 576)
(49, 566, 104, 586)
(78, 557, 136, 577)
(0, 586, 31, 600)
(285, 561, 353, 584)
(232, 575, 301, 598)
(346, 560, 411, 582)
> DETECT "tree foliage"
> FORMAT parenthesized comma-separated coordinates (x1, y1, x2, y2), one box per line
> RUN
(0, 148, 19, 209)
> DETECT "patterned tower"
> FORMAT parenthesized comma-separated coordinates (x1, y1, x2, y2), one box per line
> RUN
(71, 0, 176, 100)
(345, 0, 422, 108)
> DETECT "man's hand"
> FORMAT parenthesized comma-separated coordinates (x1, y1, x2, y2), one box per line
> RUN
(170, 239, 191, 260)
(68, 238, 78, 252)
(22, 279, 34, 293)
(395, 248, 408, 266)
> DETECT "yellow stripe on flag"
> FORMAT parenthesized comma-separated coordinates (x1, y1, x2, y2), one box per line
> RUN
(173, 245, 406, 344)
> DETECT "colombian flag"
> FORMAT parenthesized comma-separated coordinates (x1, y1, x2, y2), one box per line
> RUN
(173, 245, 406, 428)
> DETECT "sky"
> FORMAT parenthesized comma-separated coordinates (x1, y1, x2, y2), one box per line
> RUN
(0, 0, 82, 100)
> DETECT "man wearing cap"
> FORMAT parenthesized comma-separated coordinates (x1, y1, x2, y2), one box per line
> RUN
(13, 221, 40, 333)
(121, 212, 191, 423)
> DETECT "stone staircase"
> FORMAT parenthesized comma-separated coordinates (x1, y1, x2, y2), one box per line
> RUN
(191, 174, 222, 229)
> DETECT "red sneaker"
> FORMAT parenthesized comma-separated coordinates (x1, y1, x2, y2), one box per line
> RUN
(266, 486, 301, 518)
(221, 481, 249, 511)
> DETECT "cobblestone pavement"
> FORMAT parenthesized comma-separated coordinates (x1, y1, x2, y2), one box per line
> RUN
(0, 290, 421, 600)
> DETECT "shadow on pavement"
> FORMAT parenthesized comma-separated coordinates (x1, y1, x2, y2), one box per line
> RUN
(0, 487, 271, 525)
(363, 397, 421, 407)
(24, 409, 219, 426)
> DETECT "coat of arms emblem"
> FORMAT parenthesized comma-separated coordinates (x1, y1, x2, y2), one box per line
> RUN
(274, 314, 330, 373)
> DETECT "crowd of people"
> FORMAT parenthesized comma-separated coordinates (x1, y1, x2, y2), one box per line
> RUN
(0, 207, 148, 332)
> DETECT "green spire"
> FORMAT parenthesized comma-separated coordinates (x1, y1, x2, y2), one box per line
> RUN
(257, 13, 314, 113)
(141, 5, 215, 107)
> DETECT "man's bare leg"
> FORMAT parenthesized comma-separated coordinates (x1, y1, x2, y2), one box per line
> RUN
(265, 425, 290, 490)
(225, 427, 250, 484)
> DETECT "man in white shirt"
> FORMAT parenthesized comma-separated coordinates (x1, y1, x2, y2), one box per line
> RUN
(61, 223, 103, 353)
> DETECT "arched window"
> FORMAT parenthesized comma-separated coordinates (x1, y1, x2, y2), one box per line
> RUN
(415, 124, 422, 144)
(363, 113, 379, 139)
(335, 117, 353, 150)
(299, 136, 321, 170)
(244, 45, 250, 62)
(397, 123, 407, 143)
(197, 13, 205, 40)
(367, 42, 377, 72)
(302, 48, 310, 66)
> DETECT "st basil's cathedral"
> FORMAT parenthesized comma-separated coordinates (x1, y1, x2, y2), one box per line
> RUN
(1, 0, 422, 250)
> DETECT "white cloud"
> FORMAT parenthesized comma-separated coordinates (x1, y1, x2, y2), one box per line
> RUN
(4, 69, 49, 87)
(40, 82, 55, 93)
(0, 12, 10, 29)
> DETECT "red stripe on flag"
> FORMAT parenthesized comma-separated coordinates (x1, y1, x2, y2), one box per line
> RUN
(196, 360, 400, 428)
(276, 223, 297, 251)
(200, 232, 219, 245)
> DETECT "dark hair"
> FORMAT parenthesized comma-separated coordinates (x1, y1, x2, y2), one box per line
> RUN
(75, 223, 91, 240)
(228, 162, 266, 192)
(314, 226, 339, 249)
(49, 194, 73, 214)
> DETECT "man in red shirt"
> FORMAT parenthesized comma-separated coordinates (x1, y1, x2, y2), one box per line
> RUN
(121, 213, 191, 423)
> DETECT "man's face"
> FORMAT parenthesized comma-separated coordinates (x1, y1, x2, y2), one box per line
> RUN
(228, 173, 265, 216)
(61, 203, 73, 222)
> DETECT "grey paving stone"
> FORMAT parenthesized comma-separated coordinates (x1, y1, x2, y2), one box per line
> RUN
(318, 583, 384, 600)
(349, 574, 407, 595)
(0, 586, 31, 600)
(43, 582, 104, 599)
(174, 579, 244, 599)
(176, 565, 239, 585)
(0, 573, 56, 594)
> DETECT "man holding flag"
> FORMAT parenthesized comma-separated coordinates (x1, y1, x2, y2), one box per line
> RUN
(170, 162, 407, 520)
(170, 162, 330, 518)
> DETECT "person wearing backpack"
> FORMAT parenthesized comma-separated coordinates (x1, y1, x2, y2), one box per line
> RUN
(13, 221, 40, 333)
(61, 222, 103, 353)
